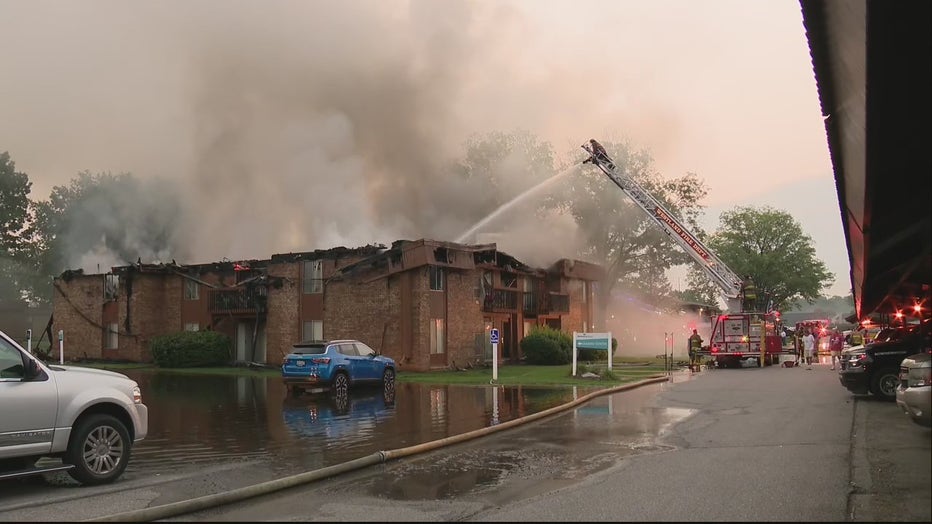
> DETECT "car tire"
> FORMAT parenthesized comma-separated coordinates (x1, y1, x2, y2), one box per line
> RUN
(64, 413, 132, 486)
(869, 367, 900, 401)
(382, 367, 395, 386)
(331, 372, 349, 398)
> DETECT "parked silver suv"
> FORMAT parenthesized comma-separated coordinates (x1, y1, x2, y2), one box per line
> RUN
(896, 351, 932, 428)
(0, 329, 148, 485)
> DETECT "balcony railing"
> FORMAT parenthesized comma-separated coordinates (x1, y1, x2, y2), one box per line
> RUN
(522, 291, 539, 316)
(208, 287, 268, 314)
(483, 290, 569, 315)
(481, 289, 518, 312)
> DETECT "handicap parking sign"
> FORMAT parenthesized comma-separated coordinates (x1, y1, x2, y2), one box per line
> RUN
(490, 328, 500, 344)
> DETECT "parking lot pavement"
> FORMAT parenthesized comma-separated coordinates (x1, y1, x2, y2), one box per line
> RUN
(1, 364, 928, 522)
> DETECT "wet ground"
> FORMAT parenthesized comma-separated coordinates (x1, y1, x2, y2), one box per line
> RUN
(125, 369, 627, 477)
(6, 363, 925, 522)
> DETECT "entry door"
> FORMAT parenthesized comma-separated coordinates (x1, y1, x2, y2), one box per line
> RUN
(502, 318, 512, 360)
(236, 321, 267, 363)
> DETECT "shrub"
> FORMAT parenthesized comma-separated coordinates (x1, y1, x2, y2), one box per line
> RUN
(150, 331, 232, 368)
(521, 325, 572, 365)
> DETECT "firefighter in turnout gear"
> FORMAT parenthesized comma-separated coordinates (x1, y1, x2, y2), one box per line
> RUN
(741, 275, 757, 312)
(688, 329, 703, 371)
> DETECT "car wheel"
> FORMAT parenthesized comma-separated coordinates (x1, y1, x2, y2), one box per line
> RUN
(869, 367, 900, 401)
(382, 367, 395, 387)
(331, 372, 349, 397)
(64, 413, 131, 485)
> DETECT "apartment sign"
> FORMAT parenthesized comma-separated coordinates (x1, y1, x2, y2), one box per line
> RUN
(652, 207, 711, 262)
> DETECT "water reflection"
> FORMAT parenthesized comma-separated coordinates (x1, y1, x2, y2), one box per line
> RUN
(124, 370, 606, 477)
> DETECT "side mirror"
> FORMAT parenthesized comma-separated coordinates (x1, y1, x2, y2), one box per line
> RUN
(24, 357, 41, 380)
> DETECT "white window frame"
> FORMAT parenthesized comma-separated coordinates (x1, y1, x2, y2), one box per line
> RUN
(303, 260, 323, 294)
(184, 280, 199, 300)
(429, 266, 445, 291)
(184, 323, 199, 332)
(430, 318, 446, 355)
(303, 320, 323, 341)
(106, 323, 119, 349)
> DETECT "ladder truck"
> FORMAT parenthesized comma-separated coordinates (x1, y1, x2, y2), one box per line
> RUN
(581, 140, 784, 368)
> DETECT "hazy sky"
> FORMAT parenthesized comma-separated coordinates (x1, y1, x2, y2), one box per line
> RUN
(0, 0, 849, 296)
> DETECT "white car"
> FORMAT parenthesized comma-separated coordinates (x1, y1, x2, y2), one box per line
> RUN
(896, 351, 932, 428)
(0, 329, 148, 485)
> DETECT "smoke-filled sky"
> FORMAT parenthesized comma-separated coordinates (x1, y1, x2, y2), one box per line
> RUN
(0, 0, 848, 295)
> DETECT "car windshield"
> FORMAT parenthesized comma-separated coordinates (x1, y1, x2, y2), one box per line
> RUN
(291, 344, 327, 355)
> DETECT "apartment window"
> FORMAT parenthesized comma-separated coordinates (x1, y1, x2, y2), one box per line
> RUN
(105, 323, 119, 349)
(430, 318, 446, 355)
(184, 280, 199, 300)
(184, 323, 199, 332)
(104, 274, 119, 301)
(429, 266, 445, 291)
(303, 320, 323, 341)
(502, 272, 518, 288)
(303, 260, 323, 294)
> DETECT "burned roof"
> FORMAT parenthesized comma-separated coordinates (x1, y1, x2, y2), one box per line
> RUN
(270, 244, 387, 264)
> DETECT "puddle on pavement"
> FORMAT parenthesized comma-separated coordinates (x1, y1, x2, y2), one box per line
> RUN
(117, 370, 693, 486)
(333, 386, 695, 502)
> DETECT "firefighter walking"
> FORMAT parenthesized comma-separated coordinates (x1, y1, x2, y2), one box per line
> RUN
(688, 329, 704, 371)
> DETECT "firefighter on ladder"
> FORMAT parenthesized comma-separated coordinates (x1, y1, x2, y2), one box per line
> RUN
(741, 275, 757, 312)
(582, 139, 616, 170)
(688, 329, 703, 371)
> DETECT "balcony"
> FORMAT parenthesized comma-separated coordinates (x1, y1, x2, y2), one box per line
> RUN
(208, 287, 268, 315)
(481, 289, 518, 312)
(522, 291, 539, 316)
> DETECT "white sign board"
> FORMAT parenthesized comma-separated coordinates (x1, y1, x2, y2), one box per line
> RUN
(572, 332, 613, 376)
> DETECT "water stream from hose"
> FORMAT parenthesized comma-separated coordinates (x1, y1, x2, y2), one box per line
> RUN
(454, 164, 581, 243)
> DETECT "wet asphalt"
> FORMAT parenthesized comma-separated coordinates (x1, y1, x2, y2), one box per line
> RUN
(1, 362, 929, 522)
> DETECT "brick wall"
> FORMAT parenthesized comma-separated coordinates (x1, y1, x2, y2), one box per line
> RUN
(447, 268, 484, 368)
(266, 262, 300, 364)
(324, 277, 401, 363)
(122, 273, 180, 362)
(563, 278, 588, 333)
(52, 275, 105, 361)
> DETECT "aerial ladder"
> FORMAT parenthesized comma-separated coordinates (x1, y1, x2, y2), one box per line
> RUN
(581, 140, 785, 368)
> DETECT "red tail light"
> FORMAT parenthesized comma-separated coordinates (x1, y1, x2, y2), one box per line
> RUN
(311, 357, 331, 365)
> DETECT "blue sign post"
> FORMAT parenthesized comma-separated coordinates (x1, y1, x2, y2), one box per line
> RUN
(490, 328, 500, 381)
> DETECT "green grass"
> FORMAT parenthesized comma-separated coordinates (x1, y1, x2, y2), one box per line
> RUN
(67, 357, 674, 387)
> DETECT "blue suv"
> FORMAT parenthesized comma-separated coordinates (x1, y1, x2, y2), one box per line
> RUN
(281, 339, 396, 397)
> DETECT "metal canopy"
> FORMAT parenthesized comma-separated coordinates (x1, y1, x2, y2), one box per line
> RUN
(800, 0, 931, 319)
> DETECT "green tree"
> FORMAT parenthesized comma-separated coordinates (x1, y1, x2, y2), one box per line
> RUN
(0, 151, 38, 304)
(706, 205, 833, 312)
(556, 138, 709, 315)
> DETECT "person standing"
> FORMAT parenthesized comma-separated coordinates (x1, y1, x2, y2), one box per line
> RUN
(829, 329, 844, 370)
(802, 329, 816, 370)
(741, 276, 757, 312)
(688, 329, 703, 370)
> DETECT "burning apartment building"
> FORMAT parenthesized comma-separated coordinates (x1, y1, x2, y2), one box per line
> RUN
(51, 239, 604, 371)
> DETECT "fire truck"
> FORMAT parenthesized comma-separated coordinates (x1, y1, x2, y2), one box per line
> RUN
(582, 140, 785, 368)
